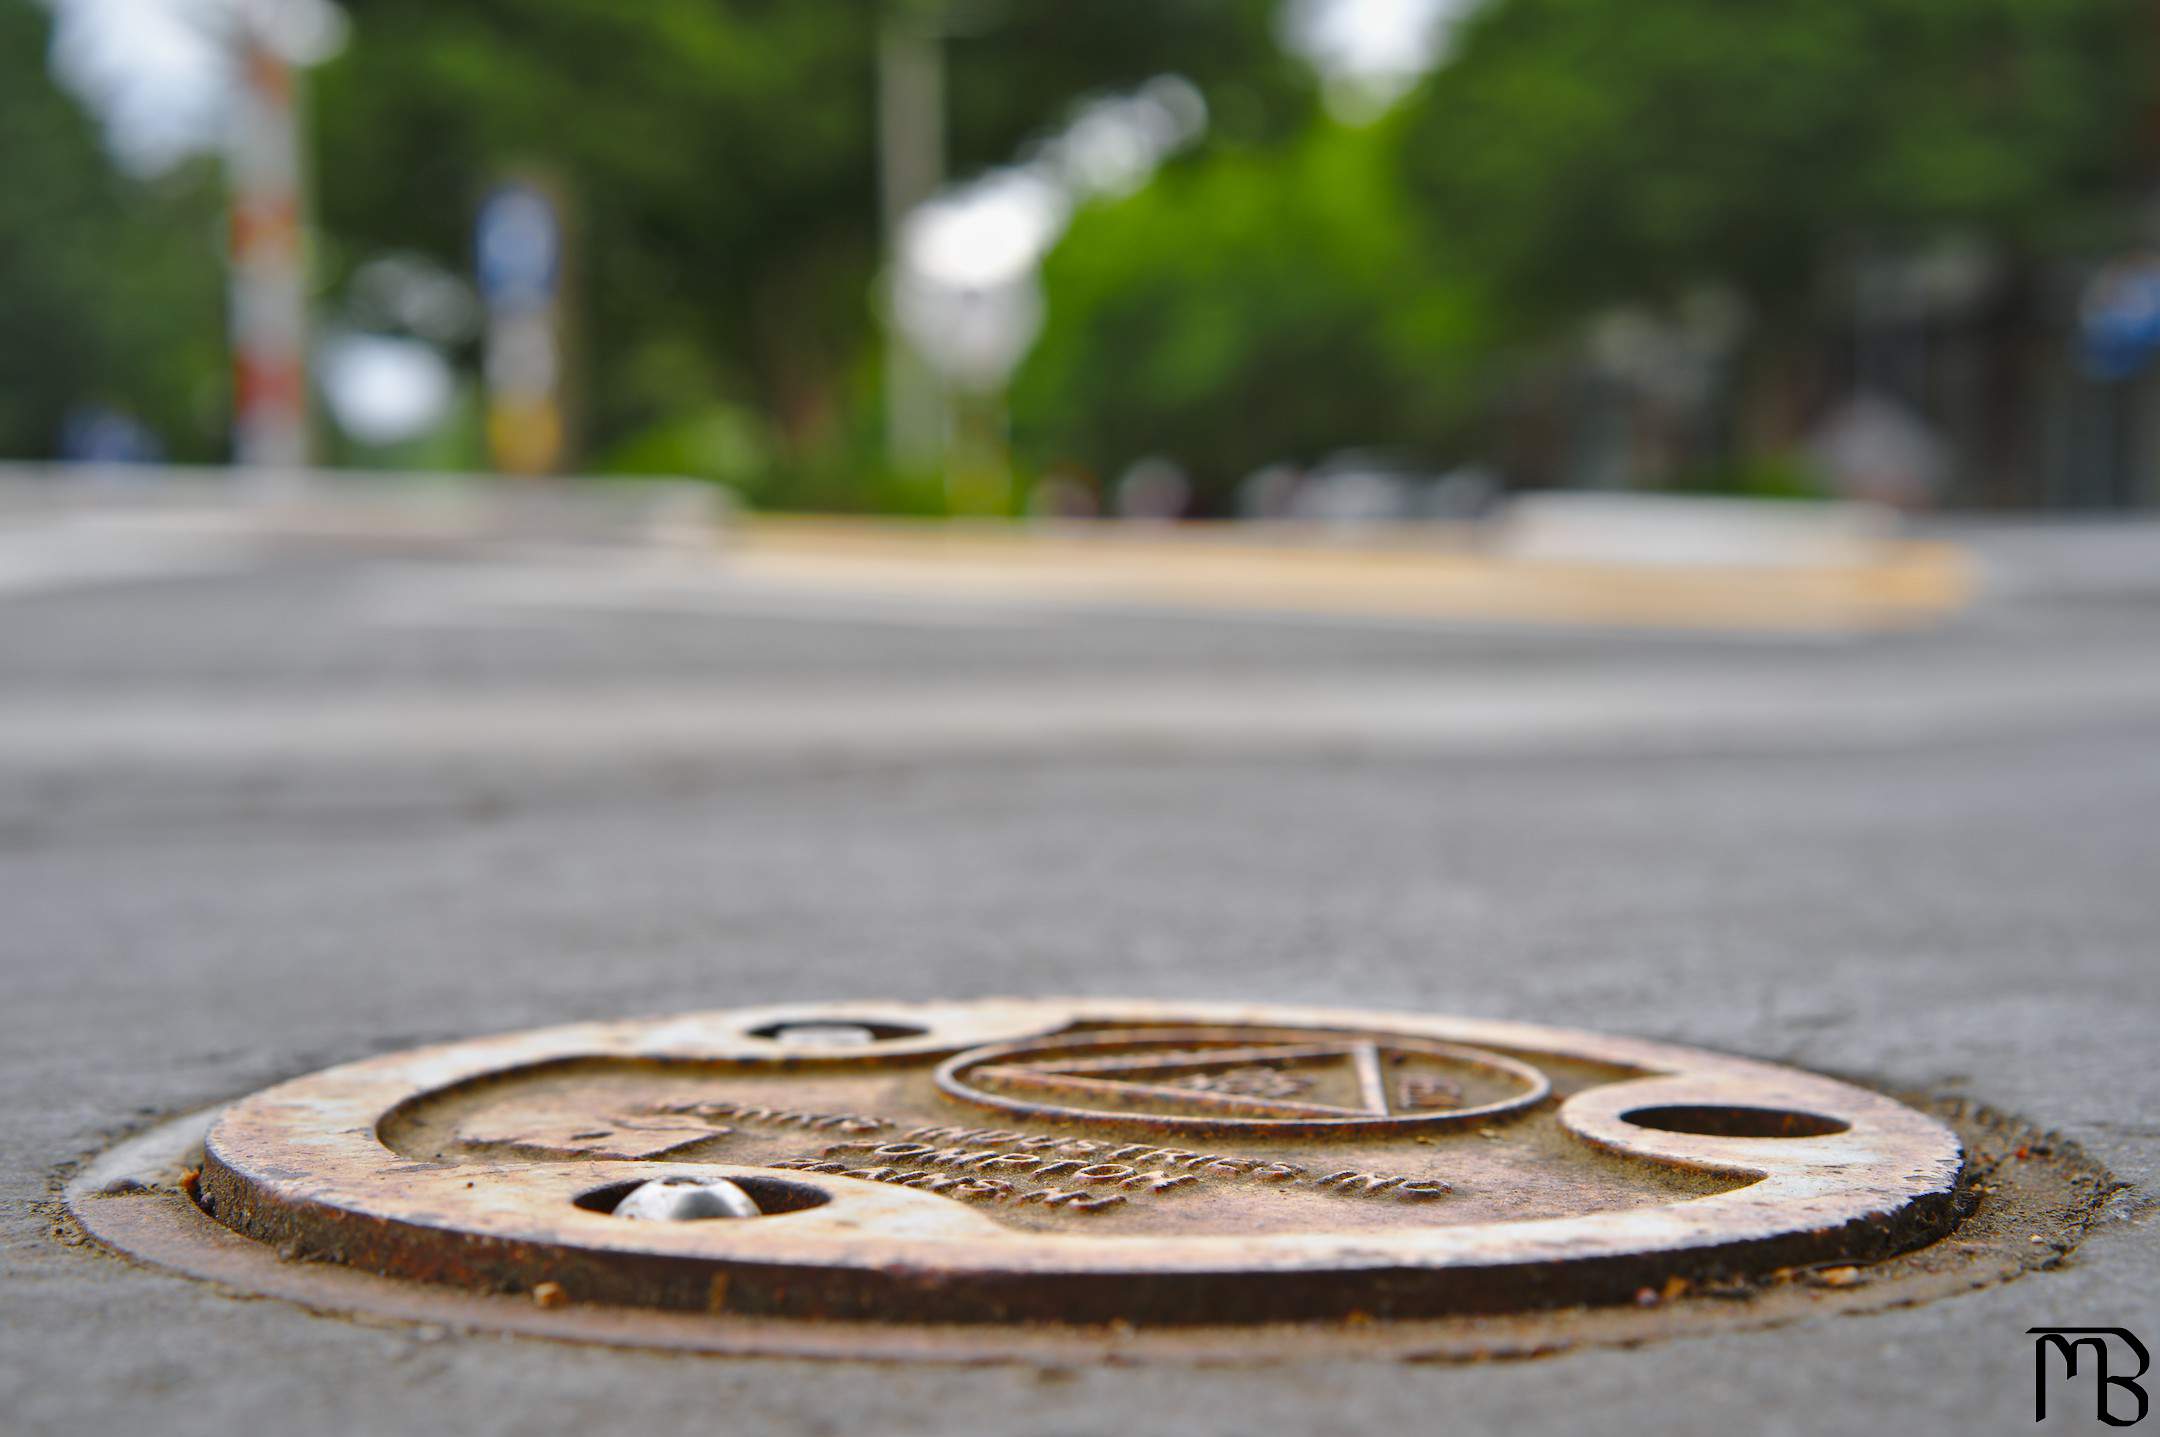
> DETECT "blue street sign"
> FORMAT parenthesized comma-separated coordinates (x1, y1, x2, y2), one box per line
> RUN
(475, 184, 560, 310)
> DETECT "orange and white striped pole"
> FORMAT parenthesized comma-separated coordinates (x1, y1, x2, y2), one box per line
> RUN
(227, 8, 310, 472)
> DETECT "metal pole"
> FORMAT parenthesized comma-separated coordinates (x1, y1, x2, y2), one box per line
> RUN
(227, 10, 311, 475)
(878, 6, 947, 474)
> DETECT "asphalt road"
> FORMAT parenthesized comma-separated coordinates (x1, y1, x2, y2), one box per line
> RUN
(3, 502, 2157, 1434)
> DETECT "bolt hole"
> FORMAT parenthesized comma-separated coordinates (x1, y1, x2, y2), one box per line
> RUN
(1621, 1105, 1850, 1139)
(572, 1175, 832, 1217)
(748, 1019, 928, 1044)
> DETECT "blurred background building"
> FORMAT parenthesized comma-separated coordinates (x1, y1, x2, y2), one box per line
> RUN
(7, 0, 2160, 514)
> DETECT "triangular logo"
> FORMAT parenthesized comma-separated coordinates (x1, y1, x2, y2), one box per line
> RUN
(967, 1039, 1420, 1120)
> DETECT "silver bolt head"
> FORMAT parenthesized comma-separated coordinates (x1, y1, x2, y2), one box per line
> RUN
(611, 1176, 761, 1221)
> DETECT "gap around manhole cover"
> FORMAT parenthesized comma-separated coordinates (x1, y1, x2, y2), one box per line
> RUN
(60, 1000, 2117, 1362)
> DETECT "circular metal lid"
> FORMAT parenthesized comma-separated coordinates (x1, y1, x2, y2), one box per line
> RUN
(187, 998, 1964, 1325)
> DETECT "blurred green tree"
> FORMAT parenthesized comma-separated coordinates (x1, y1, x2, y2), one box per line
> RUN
(1387, 0, 2157, 496)
(0, 0, 226, 460)
(1394, 0, 2154, 333)
(315, 0, 1309, 479)
(1012, 0, 2156, 504)
(1011, 119, 1489, 504)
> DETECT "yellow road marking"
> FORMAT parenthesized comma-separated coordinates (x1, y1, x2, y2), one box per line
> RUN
(727, 518, 1972, 634)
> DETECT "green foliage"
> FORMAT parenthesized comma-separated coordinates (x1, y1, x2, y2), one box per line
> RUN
(1671, 454, 1830, 501)
(1012, 119, 1490, 503)
(1014, 0, 2156, 501)
(940, 1, 1311, 165)
(0, 0, 226, 459)
(314, 0, 1310, 477)
(1396, 0, 2154, 333)
(597, 401, 772, 487)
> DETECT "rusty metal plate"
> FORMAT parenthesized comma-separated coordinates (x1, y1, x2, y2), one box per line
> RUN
(145, 999, 1966, 1328)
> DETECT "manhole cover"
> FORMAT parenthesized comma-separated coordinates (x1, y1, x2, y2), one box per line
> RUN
(72, 999, 2094, 1359)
